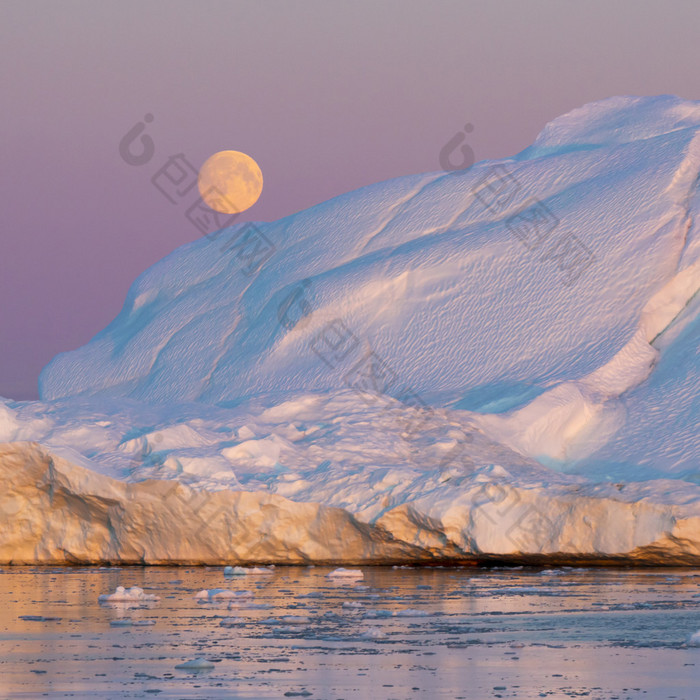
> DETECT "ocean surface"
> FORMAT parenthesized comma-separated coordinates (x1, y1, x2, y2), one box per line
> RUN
(1, 565, 699, 699)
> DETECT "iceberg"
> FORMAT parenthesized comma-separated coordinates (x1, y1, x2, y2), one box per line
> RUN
(0, 95, 699, 565)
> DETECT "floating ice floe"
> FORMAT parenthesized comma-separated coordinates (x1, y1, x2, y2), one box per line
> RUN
(326, 568, 364, 581)
(359, 627, 386, 639)
(266, 615, 311, 625)
(108, 617, 155, 627)
(219, 616, 246, 627)
(98, 586, 160, 603)
(365, 608, 429, 618)
(392, 608, 429, 617)
(231, 601, 271, 610)
(224, 565, 275, 576)
(363, 609, 393, 619)
(195, 588, 254, 602)
(175, 658, 215, 670)
(280, 615, 310, 624)
(687, 630, 700, 646)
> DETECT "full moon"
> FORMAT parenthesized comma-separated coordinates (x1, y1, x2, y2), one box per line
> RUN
(197, 150, 263, 214)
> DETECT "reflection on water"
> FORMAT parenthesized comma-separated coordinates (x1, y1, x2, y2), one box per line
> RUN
(0, 566, 699, 698)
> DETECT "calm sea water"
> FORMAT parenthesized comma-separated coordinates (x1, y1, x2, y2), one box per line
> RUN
(0, 565, 699, 699)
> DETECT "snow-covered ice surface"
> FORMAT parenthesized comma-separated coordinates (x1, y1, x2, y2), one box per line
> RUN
(0, 96, 699, 564)
(1, 566, 700, 698)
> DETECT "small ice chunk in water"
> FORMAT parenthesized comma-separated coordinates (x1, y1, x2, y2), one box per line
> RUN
(195, 588, 254, 602)
(327, 568, 364, 581)
(98, 586, 160, 603)
(360, 627, 385, 639)
(175, 658, 215, 670)
(219, 616, 246, 627)
(280, 615, 310, 624)
(109, 619, 133, 627)
(687, 630, 700, 646)
(224, 565, 275, 576)
(232, 601, 270, 610)
(364, 608, 427, 618)
(392, 608, 429, 617)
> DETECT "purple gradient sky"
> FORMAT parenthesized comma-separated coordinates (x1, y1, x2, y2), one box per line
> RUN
(1, 0, 699, 400)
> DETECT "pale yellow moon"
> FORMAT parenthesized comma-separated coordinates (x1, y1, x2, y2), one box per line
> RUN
(197, 150, 263, 214)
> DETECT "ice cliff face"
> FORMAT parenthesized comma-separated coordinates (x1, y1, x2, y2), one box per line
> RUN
(2, 440, 699, 565)
(1, 95, 699, 564)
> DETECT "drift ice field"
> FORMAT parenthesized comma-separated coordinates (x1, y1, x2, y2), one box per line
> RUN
(1, 95, 698, 565)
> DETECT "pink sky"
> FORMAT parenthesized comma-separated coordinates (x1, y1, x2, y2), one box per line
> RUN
(1, 0, 699, 399)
